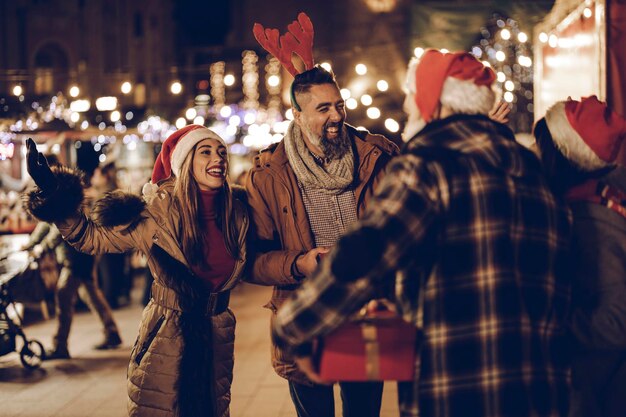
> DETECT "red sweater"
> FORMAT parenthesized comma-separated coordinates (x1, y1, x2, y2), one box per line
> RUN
(191, 189, 236, 291)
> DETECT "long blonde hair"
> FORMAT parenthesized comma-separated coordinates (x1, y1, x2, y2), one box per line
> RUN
(172, 145, 241, 267)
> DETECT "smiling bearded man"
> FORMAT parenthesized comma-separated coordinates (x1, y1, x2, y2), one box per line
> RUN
(245, 65, 399, 417)
(296, 84, 352, 162)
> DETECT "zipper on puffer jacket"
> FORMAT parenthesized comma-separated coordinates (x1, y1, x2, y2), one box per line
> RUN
(134, 315, 165, 365)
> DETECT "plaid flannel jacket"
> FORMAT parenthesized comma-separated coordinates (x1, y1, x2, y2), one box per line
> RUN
(273, 114, 572, 417)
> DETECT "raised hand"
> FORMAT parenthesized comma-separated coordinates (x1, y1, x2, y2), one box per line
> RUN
(26, 138, 58, 194)
(489, 101, 511, 124)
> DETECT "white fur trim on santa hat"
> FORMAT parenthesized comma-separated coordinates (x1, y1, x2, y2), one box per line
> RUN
(440, 77, 496, 116)
(404, 57, 419, 95)
(544, 101, 609, 171)
(403, 56, 496, 120)
(170, 127, 226, 177)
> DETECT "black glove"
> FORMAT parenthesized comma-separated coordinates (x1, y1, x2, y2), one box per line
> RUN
(26, 138, 58, 194)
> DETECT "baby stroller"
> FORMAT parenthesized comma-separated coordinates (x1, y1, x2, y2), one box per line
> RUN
(0, 255, 45, 369)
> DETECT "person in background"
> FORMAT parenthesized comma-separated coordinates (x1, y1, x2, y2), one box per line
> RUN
(88, 162, 131, 308)
(25, 125, 249, 417)
(272, 49, 572, 417)
(22, 221, 122, 358)
(534, 95, 626, 417)
(21, 155, 121, 359)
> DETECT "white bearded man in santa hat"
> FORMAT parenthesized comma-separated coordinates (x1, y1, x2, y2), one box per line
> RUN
(534, 96, 626, 417)
(272, 49, 572, 417)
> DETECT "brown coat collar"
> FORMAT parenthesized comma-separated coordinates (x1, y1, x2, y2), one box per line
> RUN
(251, 124, 399, 252)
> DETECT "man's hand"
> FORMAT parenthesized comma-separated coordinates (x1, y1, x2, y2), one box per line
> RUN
(295, 355, 332, 385)
(489, 101, 511, 124)
(295, 247, 330, 277)
(26, 138, 58, 194)
(365, 299, 397, 315)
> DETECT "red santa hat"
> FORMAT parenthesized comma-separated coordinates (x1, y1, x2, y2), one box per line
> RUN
(151, 124, 226, 183)
(404, 49, 497, 123)
(544, 96, 626, 171)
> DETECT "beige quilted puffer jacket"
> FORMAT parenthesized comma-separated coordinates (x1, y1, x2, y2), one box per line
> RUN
(41, 177, 249, 417)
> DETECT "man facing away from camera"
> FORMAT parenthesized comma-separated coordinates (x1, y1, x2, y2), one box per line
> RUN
(272, 49, 573, 417)
(245, 64, 398, 417)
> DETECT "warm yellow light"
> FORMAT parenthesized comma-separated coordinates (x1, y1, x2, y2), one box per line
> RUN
(583, 7, 593, 18)
(366, 107, 381, 119)
(496, 51, 506, 62)
(497, 72, 506, 83)
(69, 86, 80, 97)
(518, 32, 528, 43)
(505, 81, 515, 91)
(518, 56, 532, 67)
(220, 106, 232, 118)
(244, 112, 256, 125)
(95, 97, 118, 111)
(482, 60, 492, 68)
(176, 117, 187, 129)
(70, 100, 91, 112)
(170, 81, 182, 95)
(360, 94, 373, 106)
(285, 109, 294, 120)
(320, 62, 332, 72)
(500, 29, 511, 40)
(267, 75, 280, 87)
(504, 92, 514, 103)
(185, 108, 197, 120)
(346, 98, 358, 110)
(539, 32, 549, 43)
(549, 34, 558, 48)
(224, 74, 235, 86)
(70, 112, 80, 123)
(12, 85, 23, 96)
(355, 64, 367, 75)
(226, 125, 238, 136)
(193, 116, 205, 125)
(377, 80, 389, 92)
(110, 110, 121, 122)
(121, 82, 132, 94)
(340, 89, 351, 100)
(384, 118, 399, 133)
(229, 115, 241, 126)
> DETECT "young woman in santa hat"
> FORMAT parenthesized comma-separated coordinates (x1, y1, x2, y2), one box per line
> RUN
(534, 96, 626, 417)
(24, 124, 248, 417)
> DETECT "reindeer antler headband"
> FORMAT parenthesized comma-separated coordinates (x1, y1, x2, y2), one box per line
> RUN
(253, 12, 316, 111)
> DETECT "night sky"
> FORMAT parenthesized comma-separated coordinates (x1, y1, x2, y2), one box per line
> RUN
(174, 0, 231, 47)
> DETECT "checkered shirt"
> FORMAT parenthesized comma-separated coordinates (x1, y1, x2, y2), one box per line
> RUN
(299, 179, 359, 248)
(273, 115, 572, 417)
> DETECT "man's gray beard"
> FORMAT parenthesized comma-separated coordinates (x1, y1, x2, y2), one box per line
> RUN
(303, 124, 351, 161)
(321, 127, 351, 160)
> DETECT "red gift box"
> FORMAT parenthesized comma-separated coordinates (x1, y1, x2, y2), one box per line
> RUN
(318, 312, 417, 381)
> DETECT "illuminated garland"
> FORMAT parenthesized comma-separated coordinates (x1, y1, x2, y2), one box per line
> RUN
(470, 13, 534, 132)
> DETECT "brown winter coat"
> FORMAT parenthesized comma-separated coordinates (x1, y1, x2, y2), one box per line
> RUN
(28, 174, 248, 417)
(245, 125, 398, 384)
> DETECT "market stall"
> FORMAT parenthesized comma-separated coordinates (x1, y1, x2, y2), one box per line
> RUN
(535, 0, 626, 163)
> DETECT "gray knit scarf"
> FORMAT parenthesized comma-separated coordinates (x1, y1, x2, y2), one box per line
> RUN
(283, 121, 355, 194)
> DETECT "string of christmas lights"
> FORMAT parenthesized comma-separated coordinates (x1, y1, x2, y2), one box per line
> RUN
(470, 13, 534, 132)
